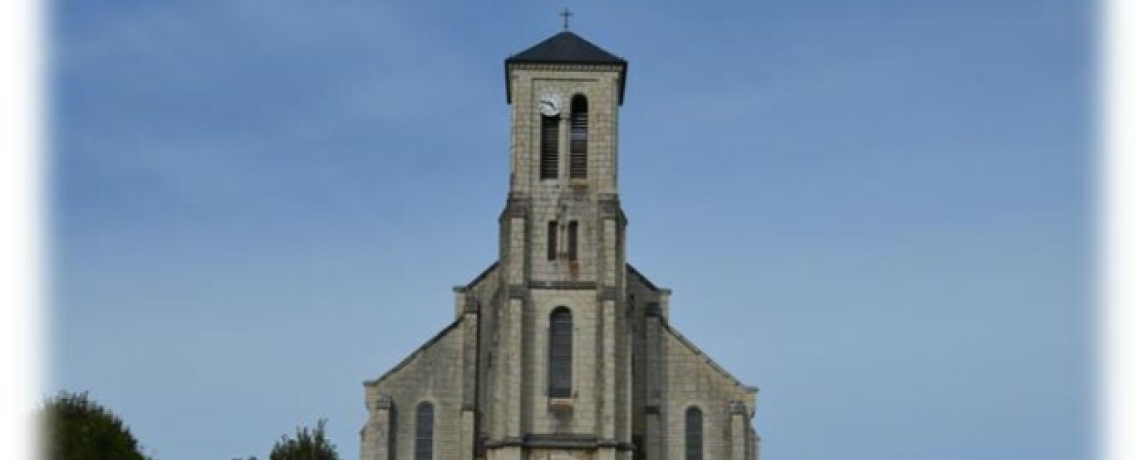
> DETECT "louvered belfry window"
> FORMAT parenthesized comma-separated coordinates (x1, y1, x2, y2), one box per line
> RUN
(567, 221, 579, 261)
(541, 115, 560, 180)
(548, 308, 573, 397)
(685, 406, 703, 460)
(569, 95, 588, 179)
(415, 402, 434, 460)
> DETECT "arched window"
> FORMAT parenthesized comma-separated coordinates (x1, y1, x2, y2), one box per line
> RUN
(541, 114, 559, 180)
(415, 402, 434, 460)
(548, 308, 573, 397)
(569, 95, 588, 179)
(685, 406, 703, 460)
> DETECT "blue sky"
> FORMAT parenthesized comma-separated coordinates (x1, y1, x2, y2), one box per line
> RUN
(51, 1, 1092, 459)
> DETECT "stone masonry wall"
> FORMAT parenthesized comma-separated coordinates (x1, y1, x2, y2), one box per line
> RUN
(659, 327, 757, 460)
(524, 288, 604, 435)
(507, 66, 622, 285)
(363, 324, 466, 460)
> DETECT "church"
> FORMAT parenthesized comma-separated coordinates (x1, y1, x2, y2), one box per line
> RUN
(360, 28, 760, 460)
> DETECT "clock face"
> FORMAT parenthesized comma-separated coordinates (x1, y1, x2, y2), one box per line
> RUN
(539, 93, 562, 117)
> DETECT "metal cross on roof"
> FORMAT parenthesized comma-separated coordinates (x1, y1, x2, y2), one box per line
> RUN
(560, 8, 573, 30)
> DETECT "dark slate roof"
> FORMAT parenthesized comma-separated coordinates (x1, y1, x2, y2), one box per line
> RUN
(504, 31, 628, 104)
(506, 31, 625, 65)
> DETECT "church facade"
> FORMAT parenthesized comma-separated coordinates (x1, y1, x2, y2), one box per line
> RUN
(360, 31, 760, 460)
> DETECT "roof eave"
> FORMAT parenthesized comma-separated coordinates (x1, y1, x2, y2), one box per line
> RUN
(504, 60, 628, 105)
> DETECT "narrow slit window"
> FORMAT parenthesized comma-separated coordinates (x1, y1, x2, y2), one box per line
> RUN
(685, 406, 703, 460)
(548, 308, 573, 397)
(415, 402, 434, 460)
(567, 221, 578, 261)
(541, 115, 560, 180)
(547, 221, 558, 261)
(570, 95, 588, 179)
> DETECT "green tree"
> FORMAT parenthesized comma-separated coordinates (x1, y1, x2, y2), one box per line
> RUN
(269, 419, 339, 460)
(42, 391, 152, 460)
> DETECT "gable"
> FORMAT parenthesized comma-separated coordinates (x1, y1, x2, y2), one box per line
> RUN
(364, 319, 462, 388)
(664, 325, 755, 394)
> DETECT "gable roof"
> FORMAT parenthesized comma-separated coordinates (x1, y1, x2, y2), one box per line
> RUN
(664, 324, 759, 394)
(363, 318, 462, 387)
(504, 31, 628, 104)
(627, 263, 661, 292)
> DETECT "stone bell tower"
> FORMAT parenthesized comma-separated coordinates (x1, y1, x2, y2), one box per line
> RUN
(361, 28, 759, 460)
(489, 30, 631, 460)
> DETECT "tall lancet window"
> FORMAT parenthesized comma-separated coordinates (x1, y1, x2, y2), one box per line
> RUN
(415, 402, 434, 460)
(541, 114, 560, 180)
(685, 406, 704, 460)
(569, 95, 589, 179)
(567, 221, 579, 261)
(547, 221, 558, 261)
(548, 307, 573, 397)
